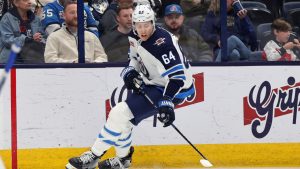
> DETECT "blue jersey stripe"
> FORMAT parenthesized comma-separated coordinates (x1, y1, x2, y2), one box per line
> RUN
(161, 64, 184, 77)
(102, 139, 116, 146)
(104, 126, 121, 137)
(168, 70, 185, 78)
(98, 133, 104, 138)
(121, 141, 132, 148)
(118, 133, 132, 142)
(175, 85, 195, 99)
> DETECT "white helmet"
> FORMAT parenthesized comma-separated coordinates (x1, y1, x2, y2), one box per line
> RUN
(132, 4, 155, 25)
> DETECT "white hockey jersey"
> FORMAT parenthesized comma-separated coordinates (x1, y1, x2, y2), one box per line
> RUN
(128, 26, 194, 99)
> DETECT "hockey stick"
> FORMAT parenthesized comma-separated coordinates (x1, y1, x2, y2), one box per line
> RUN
(0, 43, 21, 95)
(136, 85, 213, 168)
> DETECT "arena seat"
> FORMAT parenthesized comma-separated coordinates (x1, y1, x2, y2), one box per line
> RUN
(283, 1, 300, 18)
(246, 7, 274, 28)
(256, 22, 272, 50)
(288, 8, 300, 34)
(241, 1, 267, 9)
(284, 0, 300, 3)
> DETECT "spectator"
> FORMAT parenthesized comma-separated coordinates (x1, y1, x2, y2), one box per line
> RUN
(101, 0, 161, 35)
(163, 4, 213, 62)
(100, 2, 133, 62)
(0, 0, 46, 63)
(100, 0, 133, 35)
(263, 18, 300, 61)
(160, 0, 180, 17)
(41, 0, 99, 36)
(201, 0, 260, 62)
(44, 1, 107, 63)
(216, 34, 263, 62)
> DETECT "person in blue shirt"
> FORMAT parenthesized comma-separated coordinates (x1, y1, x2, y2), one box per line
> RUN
(41, 0, 99, 36)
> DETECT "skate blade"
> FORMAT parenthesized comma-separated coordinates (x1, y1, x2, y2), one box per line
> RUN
(65, 163, 77, 169)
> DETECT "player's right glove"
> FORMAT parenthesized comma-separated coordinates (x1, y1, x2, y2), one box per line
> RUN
(157, 96, 175, 127)
(120, 66, 143, 93)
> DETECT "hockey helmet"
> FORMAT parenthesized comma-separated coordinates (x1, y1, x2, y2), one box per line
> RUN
(132, 4, 155, 24)
(134, 0, 162, 13)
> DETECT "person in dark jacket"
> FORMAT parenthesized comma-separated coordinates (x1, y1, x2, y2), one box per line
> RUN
(100, 0, 133, 35)
(201, 0, 260, 62)
(100, 2, 133, 62)
(163, 3, 213, 62)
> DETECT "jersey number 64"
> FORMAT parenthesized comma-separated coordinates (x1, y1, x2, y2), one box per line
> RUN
(161, 51, 176, 64)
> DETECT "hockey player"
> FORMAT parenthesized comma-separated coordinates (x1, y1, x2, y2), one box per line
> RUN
(41, 0, 99, 36)
(66, 3, 195, 169)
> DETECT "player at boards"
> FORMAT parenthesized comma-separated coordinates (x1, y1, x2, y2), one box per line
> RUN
(66, 3, 195, 169)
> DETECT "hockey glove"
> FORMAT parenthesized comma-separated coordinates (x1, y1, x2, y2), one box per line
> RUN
(157, 96, 175, 127)
(120, 66, 143, 93)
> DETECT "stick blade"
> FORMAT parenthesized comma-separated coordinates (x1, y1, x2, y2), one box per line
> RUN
(0, 157, 6, 169)
(200, 159, 213, 168)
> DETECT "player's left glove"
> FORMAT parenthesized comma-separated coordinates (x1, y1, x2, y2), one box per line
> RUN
(120, 66, 143, 93)
(157, 96, 175, 127)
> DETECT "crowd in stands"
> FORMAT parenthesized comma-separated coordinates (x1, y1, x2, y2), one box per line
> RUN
(0, 0, 300, 63)
(44, 0, 107, 63)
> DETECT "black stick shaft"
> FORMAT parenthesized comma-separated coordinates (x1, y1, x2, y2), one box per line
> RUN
(171, 123, 207, 160)
(141, 91, 208, 160)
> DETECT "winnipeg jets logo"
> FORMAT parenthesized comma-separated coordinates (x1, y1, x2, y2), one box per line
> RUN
(154, 38, 165, 46)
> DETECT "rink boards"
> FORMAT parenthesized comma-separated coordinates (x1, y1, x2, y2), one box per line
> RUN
(0, 65, 300, 168)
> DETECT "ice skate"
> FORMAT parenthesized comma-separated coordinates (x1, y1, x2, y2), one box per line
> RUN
(98, 146, 134, 169)
(66, 150, 100, 169)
